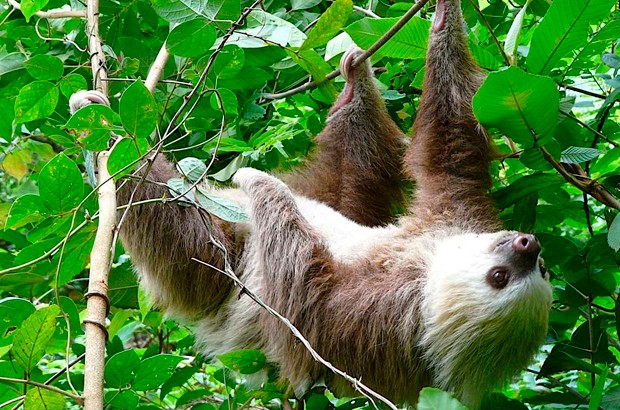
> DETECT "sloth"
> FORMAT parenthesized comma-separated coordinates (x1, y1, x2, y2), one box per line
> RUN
(113, 0, 553, 407)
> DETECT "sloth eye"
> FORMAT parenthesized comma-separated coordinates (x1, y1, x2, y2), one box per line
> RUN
(487, 269, 509, 289)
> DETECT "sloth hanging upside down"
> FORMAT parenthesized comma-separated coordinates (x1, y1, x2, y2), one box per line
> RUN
(102, 0, 553, 407)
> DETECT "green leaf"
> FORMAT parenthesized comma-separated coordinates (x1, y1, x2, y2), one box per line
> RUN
(19, 0, 50, 22)
(504, 0, 530, 61)
(493, 173, 565, 209)
(153, 0, 238, 22)
(38, 153, 84, 214)
(25, 55, 64, 81)
(177, 157, 207, 182)
(0, 50, 26, 76)
(210, 88, 238, 117)
(211, 45, 245, 80)
(167, 177, 194, 202)
(473, 66, 559, 146)
(289, 49, 339, 100)
(608, 214, 620, 252)
(24, 387, 66, 410)
(602, 53, 620, 69)
(217, 349, 266, 374)
(65, 104, 122, 151)
(14, 81, 59, 123)
(560, 146, 603, 163)
(167, 19, 216, 58)
(416, 387, 467, 410)
(132, 354, 184, 391)
(107, 137, 148, 179)
(301, 0, 353, 51)
(589, 366, 608, 410)
(6, 194, 48, 229)
(59, 74, 88, 99)
(344, 17, 430, 60)
(105, 349, 141, 388)
(0, 298, 36, 347)
(227, 10, 306, 48)
(196, 187, 249, 222)
(105, 390, 139, 409)
(526, 0, 616, 74)
(120, 80, 157, 139)
(11, 305, 60, 372)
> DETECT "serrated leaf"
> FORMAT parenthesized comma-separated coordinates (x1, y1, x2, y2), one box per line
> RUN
(25, 55, 63, 81)
(217, 349, 266, 374)
(301, 0, 353, 51)
(132, 354, 184, 391)
(492, 173, 565, 209)
(14, 81, 59, 124)
(344, 17, 430, 60)
(120, 80, 157, 139)
(608, 214, 620, 251)
(12, 305, 60, 372)
(417, 387, 467, 410)
(167, 19, 216, 58)
(526, 0, 616, 74)
(473, 66, 559, 146)
(38, 153, 84, 214)
(20, 0, 50, 22)
(167, 177, 194, 202)
(6, 194, 48, 229)
(196, 188, 248, 222)
(105, 349, 141, 388)
(560, 146, 603, 164)
(177, 157, 207, 182)
(65, 104, 122, 151)
(107, 137, 148, 179)
(25, 387, 66, 410)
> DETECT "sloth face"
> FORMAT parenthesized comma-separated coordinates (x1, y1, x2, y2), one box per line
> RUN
(423, 230, 553, 324)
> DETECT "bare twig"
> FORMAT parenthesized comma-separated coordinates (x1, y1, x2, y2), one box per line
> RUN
(192, 256, 399, 410)
(559, 84, 607, 100)
(262, 0, 430, 99)
(463, 0, 510, 66)
(540, 147, 620, 210)
(8, 0, 86, 18)
(353, 5, 380, 18)
(559, 110, 620, 148)
(0, 377, 84, 404)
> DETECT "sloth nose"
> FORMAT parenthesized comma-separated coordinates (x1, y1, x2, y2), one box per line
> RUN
(512, 234, 540, 255)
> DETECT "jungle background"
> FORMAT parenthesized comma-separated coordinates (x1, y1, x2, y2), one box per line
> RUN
(0, 0, 620, 408)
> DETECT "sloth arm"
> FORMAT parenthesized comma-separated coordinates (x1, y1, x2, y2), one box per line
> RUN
(284, 46, 406, 227)
(234, 168, 426, 396)
(403, 0, 499, 231)
(117, 155, 238, 318)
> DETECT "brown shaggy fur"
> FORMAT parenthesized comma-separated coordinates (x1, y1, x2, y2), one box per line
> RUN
(117, 0, 551, 407)
(284, 47, 406, 226)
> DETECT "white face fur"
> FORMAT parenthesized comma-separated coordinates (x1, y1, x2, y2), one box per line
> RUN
(424, 230, 552, 319)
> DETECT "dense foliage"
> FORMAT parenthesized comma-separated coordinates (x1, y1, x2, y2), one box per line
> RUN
(0, 0, 619, 409)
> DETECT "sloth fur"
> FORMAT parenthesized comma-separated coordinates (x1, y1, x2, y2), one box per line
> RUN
(115, 0, 553, 407)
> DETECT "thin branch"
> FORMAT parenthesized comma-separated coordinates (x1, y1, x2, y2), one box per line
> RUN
(540, 147, 620, 210)
(353, 5, 380, 18)
(192, 256, 399, 410)
(463, 0, 510, 66)
(559, 110, 620, 148)
(559, 84, 607, 100)
(0, 377, 84, 404)
(8, 0, 86, 18)
(262, 0, 430, 99)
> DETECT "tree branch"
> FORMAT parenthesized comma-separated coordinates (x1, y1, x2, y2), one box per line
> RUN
(145, 42, 170, 93)
(0, 377, 84, 404)
(540, 147, 620, 210)
(82, 0, 114, 409)
(262, 0, 430, 100)
(7, 0, 86, 18)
